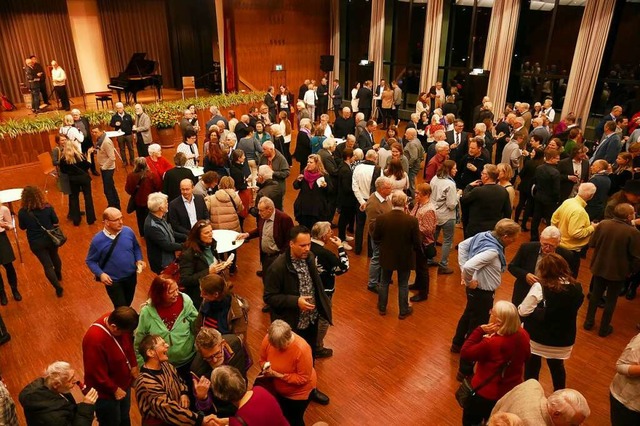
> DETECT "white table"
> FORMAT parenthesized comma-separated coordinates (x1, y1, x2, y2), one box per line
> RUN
(212, 229, 244, 254)
(0, 188, 24, 263)
(335, 138, 345, 145)
(188, 166, 204, 177)
(105, 130, 125, 139)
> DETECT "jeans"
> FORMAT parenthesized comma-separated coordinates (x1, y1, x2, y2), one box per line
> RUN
(585, 275, 624, 334)
(354, 209, 367, 254)
(30, 87, 40, 111)
(435, 219, 455, 266)
(378, 269, 410, 315)
(408, 169, 418, 196)
(525, 354, 566, 391)
(101, 169, 121, 210)
(95, 390, 131, 426)
(31, 243, 62, 290)
(105, 274, 137, 308)
(367, 240, 381, 289)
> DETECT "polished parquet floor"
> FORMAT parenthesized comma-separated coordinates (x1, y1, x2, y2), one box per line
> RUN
(0, 102, 638, 425)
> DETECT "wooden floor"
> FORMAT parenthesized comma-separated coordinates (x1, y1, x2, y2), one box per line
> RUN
(0, 113, 637, 425)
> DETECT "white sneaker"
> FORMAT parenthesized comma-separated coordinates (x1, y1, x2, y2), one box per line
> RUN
(345, 236, 354, 241)
(342, 242, 353, 251)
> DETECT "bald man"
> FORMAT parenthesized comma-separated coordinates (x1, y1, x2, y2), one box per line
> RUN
(86, 208, 146, 308)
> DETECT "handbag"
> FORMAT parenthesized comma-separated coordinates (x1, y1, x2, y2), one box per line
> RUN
(455, 360, 512, 408)
(253, 374, 277, 396)
(28, 211, 67, 247)
(423, 242, 436, 259)
(126, 175, 144, 214)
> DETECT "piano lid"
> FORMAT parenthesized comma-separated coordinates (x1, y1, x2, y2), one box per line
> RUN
(123, 52, 157, 77)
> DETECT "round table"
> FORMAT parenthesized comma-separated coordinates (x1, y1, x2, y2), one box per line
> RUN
(212, 229, 245, 254)
(105, 130, 125, 139)
(0, 188, 24, 263)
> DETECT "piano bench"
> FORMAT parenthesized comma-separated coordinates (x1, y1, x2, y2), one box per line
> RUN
(95, 92, 113, 110)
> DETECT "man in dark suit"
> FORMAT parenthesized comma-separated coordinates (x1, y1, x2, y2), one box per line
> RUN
(557, 145, 589, 202)
(372, 190, 421, 319)
(316, 77, 329, 120)
(263, 225, 331, 405)
(446, 119, 469, 162)
(356, 80, 373, 120)
(374, 79, 385, 119)
(508, 226, 579, 306)
(595, 105, 622, 141)
(456, 139, 487, 190)
(357, 120, 377, 152)
(298, 79, 310, 101)
(167, 179, 208, 236)
(332, 107, 355, 138)
(264, 86, 277, 122)
(530, 117, 551, 146)
(162, 152, 197, 202)
(460, 164, 511, 238)
(234, 115, 250, 140)
(591, 121, 622, 165)
(331, 79, 343, 111)
(530, 149, 561, 241)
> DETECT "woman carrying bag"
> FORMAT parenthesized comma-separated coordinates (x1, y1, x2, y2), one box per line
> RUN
(59, 143, 96, 226)
(125, 157, 161, 237)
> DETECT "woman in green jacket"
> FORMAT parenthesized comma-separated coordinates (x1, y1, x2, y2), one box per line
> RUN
(134, 275, 198, 389)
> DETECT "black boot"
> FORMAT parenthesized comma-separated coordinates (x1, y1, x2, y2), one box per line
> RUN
(10, 286, 21, 302)
(0, 313, 10, 346)
(0, 289, 6, 306)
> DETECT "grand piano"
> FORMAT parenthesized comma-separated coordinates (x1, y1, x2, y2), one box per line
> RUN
(108, 52, 163, 104)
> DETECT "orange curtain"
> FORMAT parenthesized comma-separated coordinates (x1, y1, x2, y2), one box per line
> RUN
(96, 0, 174, 88)
(419, 0, 444, 93)
(484, 0, 520, 118)
(562, 0, 616, 128)
(369, 0, 385, 99)
(0, 0, 83, 103)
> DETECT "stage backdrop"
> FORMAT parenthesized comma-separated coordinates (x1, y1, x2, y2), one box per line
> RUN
(0, 0, 83, 103)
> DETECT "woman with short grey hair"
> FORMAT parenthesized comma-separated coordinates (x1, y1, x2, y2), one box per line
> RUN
(259, 319, 316, 426)
(144, 191, 185, 274)
(211, 366, 288, 425)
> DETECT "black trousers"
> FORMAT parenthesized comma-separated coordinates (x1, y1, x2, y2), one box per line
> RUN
(54, 85, 70, 110)
(337, 204, 357, 241)
(514, 189, 533, 226)
(117, 135, 135, 165)
(277, 395, 311, 426)
(105, 274, 137, 308)
(136, 134, 149, 157)
(585, 275, 624, 334)
(610, 392, 640, 425)
(68, 174, 96, 225)
(360, 108, 371, 121)
(454, 288, 494, 376)
(101, 169, 121, 210)
(39, 81, 49, 104)
(413, 247, 430, 296)
(295, 320, 319, 358)
(354, 209, 367, 254)
(31, 243, 62, 290)
(525, 354, 566, 390)
(462, 393, 497, 426)
(530, 200, 557, 241)
(134, 206, 148, 237)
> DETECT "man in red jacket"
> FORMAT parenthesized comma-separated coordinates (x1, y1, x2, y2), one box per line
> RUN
(82, 307, 139, 426)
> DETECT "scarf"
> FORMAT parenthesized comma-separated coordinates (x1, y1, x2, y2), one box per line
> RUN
(467, 231, 507, 272)
(303, 168, 322, 189)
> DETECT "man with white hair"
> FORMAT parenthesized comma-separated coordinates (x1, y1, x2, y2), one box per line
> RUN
(365, 177, 393, 293)
(354, 112, 367, 140)
(508, 225, 579, 306)
(551, 182, 598, 269)
(109, 102, 135, 166)
(179, 109, 195, 139)
(234, 114, 250, 139)
(519, 102, 532, 132)
(258, 140, 290, 198)
(133, 103, 152, 157)
(318, 138, 339, 221)
(403, 127, 424, 194)
(206, 105, 228, 130)
(531, 117, 551, 146)
(333, 107, 355, 138)
(20, 361, 98, 425)
(425, 139, 449, 182)
(491, 379, 590, 425)
(50, 60, 70, 111)
(255, 165, 284, 211)
(472, 96, 490, 126)
(542, 98, 555, 122)
(352, 149, 380, 254)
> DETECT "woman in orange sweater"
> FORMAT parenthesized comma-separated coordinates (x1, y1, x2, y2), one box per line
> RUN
(259, 319, 316, 426)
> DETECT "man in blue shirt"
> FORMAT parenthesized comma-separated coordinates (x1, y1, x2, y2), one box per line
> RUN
(86, 208, 146, 308)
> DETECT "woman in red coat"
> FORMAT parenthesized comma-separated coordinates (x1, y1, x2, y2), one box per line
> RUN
(125, 157, 161, 237)
(460, 300, 530, 426)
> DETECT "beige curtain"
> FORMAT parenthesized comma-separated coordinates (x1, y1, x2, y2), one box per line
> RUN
(369, 0, 385, 109)
(215, 0, 226, 93)
(0, 0, 83, 102)
(484, 0, 520, 117)
(329, 0, 340, 97)
(419, 0, 444, 92)
(562, 0, 616, 128)
(96, 0, 174, 88)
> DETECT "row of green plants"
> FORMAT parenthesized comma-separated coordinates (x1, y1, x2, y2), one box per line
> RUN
(0, 92, 265, 139)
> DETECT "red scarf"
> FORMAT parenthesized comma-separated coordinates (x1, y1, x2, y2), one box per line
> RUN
(303, 169, 322, 189)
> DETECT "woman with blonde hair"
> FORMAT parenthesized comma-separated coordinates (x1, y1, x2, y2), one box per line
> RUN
(59, 143, 96, 226)
(293, 154, 331, 229)
(278, 110, 293, 165)
(460, 300, 530, 425)
(519, 253, 584, 391)
(497, 163, 515, 208)
(59, 114, 83, 152)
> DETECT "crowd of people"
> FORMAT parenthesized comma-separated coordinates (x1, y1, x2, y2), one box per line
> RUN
(2, 74, 640, 425)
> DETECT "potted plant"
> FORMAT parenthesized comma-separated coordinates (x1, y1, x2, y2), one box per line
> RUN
(150, 106, 179, 148)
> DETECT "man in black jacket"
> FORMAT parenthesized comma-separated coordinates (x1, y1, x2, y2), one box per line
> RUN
(333, 107, 355, 138)
(167, 179, 209, 235)
(508, 225, 579, 306)
(162, 153, 197, 202)
(531, 149, 561, 241)
(460, 164, 511, 238)
(356, 80, 373, 120)
(331, 79, 343, 111)
(254, 166, 284, 211)
(109, 102, 135, 166)
(264, 226, 332, 405)
(557, 145, 589, 202)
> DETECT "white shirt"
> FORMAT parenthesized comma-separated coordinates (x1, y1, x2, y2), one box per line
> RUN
(303, 89, 316, 107)
(177, 142, 199, 167)
(182, 196, 198, 228)
(51, 67, 67, 86)
(458, 236, 503, 291)
(542, 107, 555, 122)
(352, 162, 376, 205)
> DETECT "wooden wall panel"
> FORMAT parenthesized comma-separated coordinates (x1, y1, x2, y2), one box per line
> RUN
(233, 0, 331, 92)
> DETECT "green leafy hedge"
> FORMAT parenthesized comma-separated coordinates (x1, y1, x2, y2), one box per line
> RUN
(0, 92, 265, 139)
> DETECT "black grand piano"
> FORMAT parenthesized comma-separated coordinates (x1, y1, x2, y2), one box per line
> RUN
(108, 52, 163, 104)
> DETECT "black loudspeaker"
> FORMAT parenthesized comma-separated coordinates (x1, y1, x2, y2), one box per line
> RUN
(357, 62, 374, 83)
(320, 55, 334, 72)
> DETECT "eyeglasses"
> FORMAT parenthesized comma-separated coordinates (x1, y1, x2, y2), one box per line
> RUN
(203, 345, 224, 362)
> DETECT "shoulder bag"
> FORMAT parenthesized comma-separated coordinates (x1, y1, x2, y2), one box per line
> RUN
(455, 360, 512, 408)
(126, 174, 144, 214)
(29, 210, 67, 247)
(94, 233, 122, 281)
